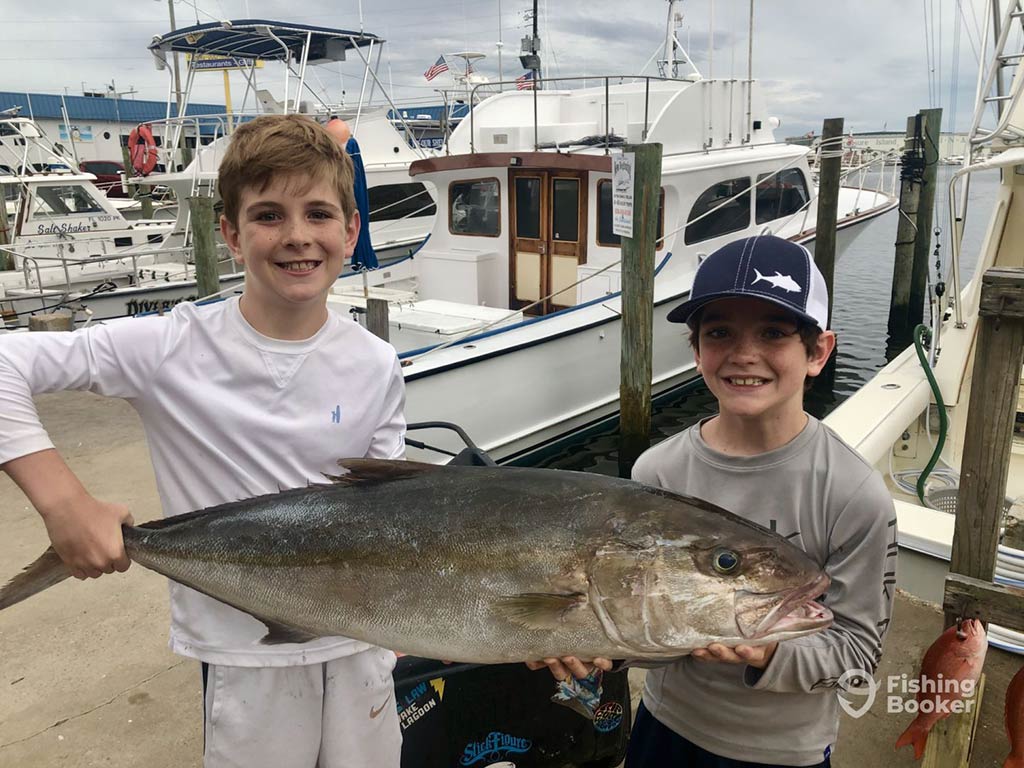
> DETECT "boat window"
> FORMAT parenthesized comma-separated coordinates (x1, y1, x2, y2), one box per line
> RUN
(597, 180, 665, 249)
(369, 182, 436, 222)
(450, 178, 500, 237)
(552, 178, 579, 242)
(684, 177, 751, 244)
(755, 169, 810, 224)
(515, 176, 542, 239)
(30, 185, 106, 217)
(83, 161, 122, 175)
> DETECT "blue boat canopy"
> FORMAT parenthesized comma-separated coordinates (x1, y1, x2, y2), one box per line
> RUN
(148, 20, 383, 64)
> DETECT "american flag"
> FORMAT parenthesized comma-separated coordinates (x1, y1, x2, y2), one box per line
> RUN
(516, 70, 536, 90)
(423, 56, 449, 81)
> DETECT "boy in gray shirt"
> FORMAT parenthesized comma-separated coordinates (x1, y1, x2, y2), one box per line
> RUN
(628, 235, 896, 767)
(531, 235, 896, 767)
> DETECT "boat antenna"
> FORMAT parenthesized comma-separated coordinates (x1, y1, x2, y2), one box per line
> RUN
(358, 0, 365, 34)
(497, 0, 504, 88)
(746, 0, 754, 143)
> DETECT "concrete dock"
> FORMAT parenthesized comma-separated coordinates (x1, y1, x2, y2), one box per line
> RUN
(1, 391, 1021, 767)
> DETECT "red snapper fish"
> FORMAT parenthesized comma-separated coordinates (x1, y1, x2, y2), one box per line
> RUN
(1006, 665, 1024, 768)
(894, 619, 988, 760)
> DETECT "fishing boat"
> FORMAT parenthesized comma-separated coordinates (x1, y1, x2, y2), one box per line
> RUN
(824, 0, 1024, 654)
(144, 20, 438, 264)
(323, 0, 898, 464)
(0, 111, 179, 325)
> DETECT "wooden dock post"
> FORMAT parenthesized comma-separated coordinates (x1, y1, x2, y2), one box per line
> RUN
(936, 268, 1024, 766)
(909, 107, 943, 329)
(618, 142, 663, 477)
(366, 297, 390, 342)
(811, 118, 843, 393)
(0, 191, 12, 271)
(188, 196, 220, 299)
(887, 114, 926, 351)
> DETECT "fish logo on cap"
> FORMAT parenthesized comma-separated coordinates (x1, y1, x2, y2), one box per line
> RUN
(752, 269, 803, 293)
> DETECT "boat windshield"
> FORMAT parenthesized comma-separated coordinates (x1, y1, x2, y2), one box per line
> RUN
(30, 185, 106, 218)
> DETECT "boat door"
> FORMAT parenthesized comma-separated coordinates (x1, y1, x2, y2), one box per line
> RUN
(509, 170, 587, 315)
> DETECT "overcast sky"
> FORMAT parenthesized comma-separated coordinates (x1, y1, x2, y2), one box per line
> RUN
(0, 0, 1001, 139)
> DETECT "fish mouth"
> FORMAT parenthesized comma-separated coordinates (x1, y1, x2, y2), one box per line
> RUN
(734, 573, 833, 639)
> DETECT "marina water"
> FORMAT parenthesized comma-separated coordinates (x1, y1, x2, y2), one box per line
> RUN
(534, 169, 1001, 475)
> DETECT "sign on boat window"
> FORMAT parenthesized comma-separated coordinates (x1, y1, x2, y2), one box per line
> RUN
(597, 180, 664, 249)
(30, 185, 106, 218)
(755, 169, 810, 224)
(684, 177, 751, 245)
(369, 182, 436, 222)
(449, 178, 500, 237)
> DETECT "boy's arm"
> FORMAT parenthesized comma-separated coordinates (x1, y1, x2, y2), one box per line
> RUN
(0, 318, 174, 577)
(365, 357, 407, 460)
(3, 450, 132, 579)
(743, 473, 898, 694)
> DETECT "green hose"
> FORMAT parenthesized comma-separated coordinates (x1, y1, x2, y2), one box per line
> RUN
(912, 323, 949, 506)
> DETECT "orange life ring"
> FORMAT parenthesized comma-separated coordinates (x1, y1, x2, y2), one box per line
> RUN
(128, 123, 159, 176)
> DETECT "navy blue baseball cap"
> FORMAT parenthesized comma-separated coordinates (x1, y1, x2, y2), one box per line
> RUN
(666, 235, 829, 329)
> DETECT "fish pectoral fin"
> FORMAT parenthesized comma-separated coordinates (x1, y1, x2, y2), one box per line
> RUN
(325, 459, 440, 486)
(495, 592, 587, 629)
(257, 618, 321, 646)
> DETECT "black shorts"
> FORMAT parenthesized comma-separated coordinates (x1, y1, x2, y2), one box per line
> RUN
(625, 701, 832, 768)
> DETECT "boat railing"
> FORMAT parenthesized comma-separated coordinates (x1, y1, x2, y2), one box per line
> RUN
(2, 242, 233, 297)
(468, 74, 748, 154)
(964, 0, 1024, 148)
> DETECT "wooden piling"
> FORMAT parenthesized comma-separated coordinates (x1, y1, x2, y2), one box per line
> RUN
(0, 190, 13, 271)
(909, 107, 943, 328)
(931, 268, 1024, 768)
(188, 196, 220, 300)
(811, 118, 843, 394)
(366, 297, 390, 342)
(28, 312, 73, 332)
(887, 114, 926, 349)
(920, 674, 985, 768)
(813, 118, 843, 324)
(618, 142, 663, 477)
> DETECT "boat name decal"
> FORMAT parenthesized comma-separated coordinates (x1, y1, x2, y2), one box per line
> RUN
(35, 222, 93, 235)
(126, 295, 197, 316)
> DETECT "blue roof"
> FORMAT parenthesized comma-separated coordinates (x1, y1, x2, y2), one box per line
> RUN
(149, 20, 382, 62)
(0, 92, 224, 125)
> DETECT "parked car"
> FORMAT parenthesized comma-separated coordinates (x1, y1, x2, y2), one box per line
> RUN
(79, 159, 126, 198)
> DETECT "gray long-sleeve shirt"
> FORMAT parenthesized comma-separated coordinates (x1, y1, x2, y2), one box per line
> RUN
(632, 415, 897, 767)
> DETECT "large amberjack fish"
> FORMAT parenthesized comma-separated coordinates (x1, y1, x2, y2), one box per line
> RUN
(895, 619, 988, 760)
(0, 460, 833, 664)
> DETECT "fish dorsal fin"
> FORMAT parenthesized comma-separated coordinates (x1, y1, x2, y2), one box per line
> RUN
(494, 592, 587, 630)
(323, 458, 440, 485)
(257, 617, 321, 646)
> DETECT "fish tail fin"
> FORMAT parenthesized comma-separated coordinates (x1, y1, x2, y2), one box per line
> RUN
(752, 268, 765, 283)
(895, 720, 930, 760)
(0, 547, 70, 610)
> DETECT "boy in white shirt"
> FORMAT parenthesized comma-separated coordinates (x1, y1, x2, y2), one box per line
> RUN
(0, 114, 407, 767)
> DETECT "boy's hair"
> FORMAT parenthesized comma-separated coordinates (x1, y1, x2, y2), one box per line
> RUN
(218, 114, 356, 227)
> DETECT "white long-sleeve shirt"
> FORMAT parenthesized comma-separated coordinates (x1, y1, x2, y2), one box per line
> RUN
(0, 297, 406, 666)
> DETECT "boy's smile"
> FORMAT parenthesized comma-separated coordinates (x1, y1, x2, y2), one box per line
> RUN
(221, 173, 359, 339)
(695, 297, 835, 451)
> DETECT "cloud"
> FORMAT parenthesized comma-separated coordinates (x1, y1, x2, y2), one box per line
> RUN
(0, 0, 987, 138)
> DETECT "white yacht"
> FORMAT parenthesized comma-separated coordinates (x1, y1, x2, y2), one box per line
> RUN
(322, 1, 897, 464)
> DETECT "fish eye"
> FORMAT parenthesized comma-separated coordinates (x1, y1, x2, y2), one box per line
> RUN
(712, 549, 740, 574)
